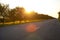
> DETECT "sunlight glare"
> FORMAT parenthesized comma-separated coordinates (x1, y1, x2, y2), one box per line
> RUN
(0, 0, 60, 18)
(26, 24, 37, 32)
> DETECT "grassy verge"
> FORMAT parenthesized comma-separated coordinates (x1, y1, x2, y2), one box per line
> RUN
(0, 19, 49, 27)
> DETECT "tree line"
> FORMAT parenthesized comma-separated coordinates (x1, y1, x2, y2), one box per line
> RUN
(0, 3, 54, 23)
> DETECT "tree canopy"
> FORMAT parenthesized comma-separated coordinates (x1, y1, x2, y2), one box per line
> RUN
(0, 3, 55, 23)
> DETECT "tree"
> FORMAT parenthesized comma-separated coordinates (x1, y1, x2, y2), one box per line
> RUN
(58, 12, 60, 21)
(0, 3, 9, 23)
(15, 7, 25, 21)
(9, 7, 25, 22)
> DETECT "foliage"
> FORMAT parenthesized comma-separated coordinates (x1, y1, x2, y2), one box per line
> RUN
(0, 3, 9, 23)
(58, 12, 60, 21)
(9, 7, 25, 21)
(0, 3, 55, 23)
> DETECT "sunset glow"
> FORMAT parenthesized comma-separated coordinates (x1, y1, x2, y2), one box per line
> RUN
(0, 0, 60, 18)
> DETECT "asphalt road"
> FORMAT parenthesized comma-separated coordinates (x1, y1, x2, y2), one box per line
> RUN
(0, 19, 60, 40)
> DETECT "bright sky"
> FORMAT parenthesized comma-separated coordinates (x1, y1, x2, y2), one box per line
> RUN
(0, 0, 60, 18)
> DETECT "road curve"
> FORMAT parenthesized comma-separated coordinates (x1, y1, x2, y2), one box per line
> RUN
(0, 19, 60, 40)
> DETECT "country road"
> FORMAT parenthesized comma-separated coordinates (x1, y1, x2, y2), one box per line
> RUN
(0, 19, 60, 40)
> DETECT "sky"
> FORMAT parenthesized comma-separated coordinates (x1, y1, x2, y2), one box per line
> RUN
(0, 0, 60, 18)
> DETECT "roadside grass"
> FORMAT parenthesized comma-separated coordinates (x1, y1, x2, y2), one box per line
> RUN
(0, 19, 50, 27)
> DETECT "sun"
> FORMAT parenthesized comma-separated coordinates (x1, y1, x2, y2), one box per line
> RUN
(25, 7, 32, 12)
(23, 6, 34, 13)
(24, 6, 34, 14)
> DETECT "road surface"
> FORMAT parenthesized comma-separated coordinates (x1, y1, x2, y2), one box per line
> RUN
(0, 19, 60, 40)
